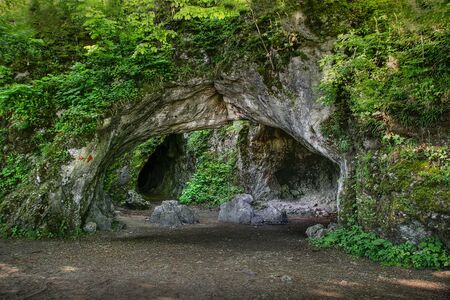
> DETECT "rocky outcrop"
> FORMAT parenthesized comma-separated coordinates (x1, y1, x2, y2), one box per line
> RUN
(218, 194, 288, 225)
(149, 200, 199, 227)
(1, 37, 346, 234)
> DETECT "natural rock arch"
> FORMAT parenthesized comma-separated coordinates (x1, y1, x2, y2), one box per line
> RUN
(51, 57, 346, 230)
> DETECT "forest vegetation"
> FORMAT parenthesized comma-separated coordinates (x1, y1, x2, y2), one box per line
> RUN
(0, 0, 448, 268)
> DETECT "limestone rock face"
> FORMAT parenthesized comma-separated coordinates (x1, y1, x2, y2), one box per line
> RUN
(218, 194, 288, 225)
(149, 200, 199, 227)
(397, 221, 432, 245)
(2, 41, 345, 235)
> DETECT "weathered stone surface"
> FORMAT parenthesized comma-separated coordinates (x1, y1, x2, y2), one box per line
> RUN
(235, 125, 339, 215)
(218, 194, 288, 225)
(14, 71, 30, 82)
(119, 166, 131, 185)
(149, 200, 199, 227)
(397, 221, 432, 245)
(124, 191, 150, 210)
(252, 206, 288, 225)
(1, 34, 347, 235)
(83, 221, 97, 234)
(305, 224, 327, 239)
(218, 194, 255, 225)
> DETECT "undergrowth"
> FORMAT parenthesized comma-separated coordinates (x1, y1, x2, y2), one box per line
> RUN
(0, 217, 84, 240)
(310, 225, 450, 269)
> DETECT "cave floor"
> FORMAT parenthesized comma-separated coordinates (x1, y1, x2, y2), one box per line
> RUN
(0, 208, 449, 300)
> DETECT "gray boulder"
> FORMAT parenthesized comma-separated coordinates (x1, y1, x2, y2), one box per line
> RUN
(305, 224, 327, 239)
(219, 194, 288, 225)
(218, 194, 255, 224)
(149, 200, 199, 227)
(14, 71, 30, 82)
(252, 206, 288, 225)
(124, 191, 151, 210)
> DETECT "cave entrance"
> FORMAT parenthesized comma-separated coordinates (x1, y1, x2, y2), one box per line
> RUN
(237, 125, 340, 216)
(126, 122, 339, 217)
(136, 134, 191, 201)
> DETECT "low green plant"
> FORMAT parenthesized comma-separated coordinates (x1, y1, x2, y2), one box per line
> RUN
(179, 152, 241, 206)
(0, 153, 30, 198)
(0, 217, 84, 240)
(310, 225, 450, 269)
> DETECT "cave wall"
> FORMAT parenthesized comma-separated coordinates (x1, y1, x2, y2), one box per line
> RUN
(236, 125, 339, 215)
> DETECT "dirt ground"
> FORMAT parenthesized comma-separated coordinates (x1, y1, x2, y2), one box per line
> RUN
(0, 207, 449, 300)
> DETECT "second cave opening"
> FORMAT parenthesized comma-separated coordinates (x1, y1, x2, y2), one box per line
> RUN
(131, 122, 340, 216)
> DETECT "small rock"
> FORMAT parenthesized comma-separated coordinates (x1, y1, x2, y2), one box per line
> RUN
(281, 275, 292, 283)
(83, 222, 97, 234)
(14, 71, 30, 82)
(306, 224, 327, 239)
(363, 139, 380, 150)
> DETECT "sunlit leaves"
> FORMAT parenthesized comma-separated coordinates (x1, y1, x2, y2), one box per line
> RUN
(319, 1, 449, 130)
(173, 0, 248, 20)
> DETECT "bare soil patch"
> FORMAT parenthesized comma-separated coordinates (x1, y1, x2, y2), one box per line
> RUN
(1, 207, 449, 299)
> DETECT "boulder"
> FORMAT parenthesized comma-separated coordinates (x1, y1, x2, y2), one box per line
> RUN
(218, 194, 288, 225)
(149, 200, 199, 227)
(252, 206, 288, 225)
(83, 221, 97, 234)
(14, 71, 30, 82)
(305, 224, 327, 239)
(218, 194, 255, 224)
(124, 191, 151, 210)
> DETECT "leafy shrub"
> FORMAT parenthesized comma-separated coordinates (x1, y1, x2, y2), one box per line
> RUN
(311, 225, 450, 269)
(319, 0, 449, 132)
(0, 154, 30, 198)
(180, 153, 241, 206)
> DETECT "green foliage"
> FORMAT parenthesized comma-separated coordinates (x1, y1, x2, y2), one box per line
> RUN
(352, 144, 450, 232)
(311, 225, 450, 269)
(319, 0, 449, 131)
(179, 152, 241, 205)
(173, 0, 248, 20)
(0, 153, 29, 198)
(186, 129, 213, 156)
(0, 216, 84, 240)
